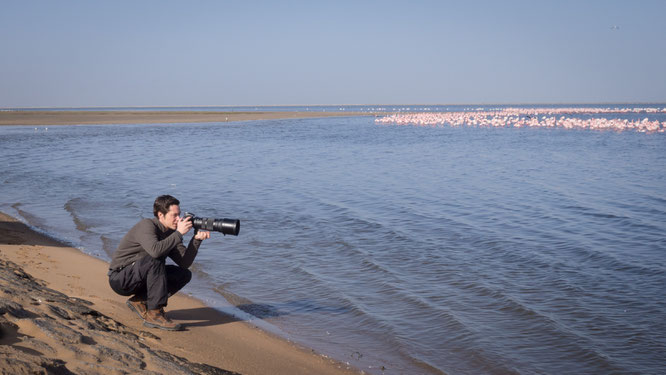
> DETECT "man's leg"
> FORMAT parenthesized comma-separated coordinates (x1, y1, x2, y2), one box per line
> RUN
(109, 256, 186, 330)
(108, 256, 160, 320)
(109, 258, 151, 298)
(109, 257, 192, 308)
(144, 256, 168, 310)
(143, 260, 191, 331)
(166, 264, 192, 297)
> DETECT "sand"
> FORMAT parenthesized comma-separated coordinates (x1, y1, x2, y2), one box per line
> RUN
(0, 211, 362, 374)
(0, 110, 376, 126)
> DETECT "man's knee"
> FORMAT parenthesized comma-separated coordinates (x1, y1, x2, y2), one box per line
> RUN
(171, 265, 192, 284)
(165, 265, 192, 295)
(109, 275, 133, 296)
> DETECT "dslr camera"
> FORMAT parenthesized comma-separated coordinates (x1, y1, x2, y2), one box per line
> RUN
(184, 212, 240, 236)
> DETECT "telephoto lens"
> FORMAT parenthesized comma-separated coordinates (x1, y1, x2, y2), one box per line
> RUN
(185, 213, 240, 236)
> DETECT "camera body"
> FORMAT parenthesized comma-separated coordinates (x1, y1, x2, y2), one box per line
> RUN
(184, 212, 240, 236)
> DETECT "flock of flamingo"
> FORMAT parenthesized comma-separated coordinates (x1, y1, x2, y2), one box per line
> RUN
(375, 107, 666, 133)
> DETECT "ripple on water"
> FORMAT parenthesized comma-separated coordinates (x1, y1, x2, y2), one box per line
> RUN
(1, 115, 665, 375)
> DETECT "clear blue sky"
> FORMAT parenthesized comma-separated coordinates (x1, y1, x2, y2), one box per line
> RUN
(1, 0, 664, 107)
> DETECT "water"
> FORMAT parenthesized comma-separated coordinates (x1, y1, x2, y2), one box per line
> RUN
(1, 109, 665, 374)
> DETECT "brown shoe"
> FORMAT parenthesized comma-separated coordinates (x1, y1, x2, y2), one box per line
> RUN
(126, 296, 147, 320)
(144, 308, 182, 331)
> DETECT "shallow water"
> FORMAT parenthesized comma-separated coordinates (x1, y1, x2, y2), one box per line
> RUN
(1, 110, 665, 374)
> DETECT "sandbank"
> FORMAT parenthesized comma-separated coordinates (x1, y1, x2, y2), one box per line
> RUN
(0, 110, 376, 126)
(0, 211, 362, 374)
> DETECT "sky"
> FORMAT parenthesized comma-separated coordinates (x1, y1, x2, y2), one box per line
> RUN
(1, 0, 665, 107)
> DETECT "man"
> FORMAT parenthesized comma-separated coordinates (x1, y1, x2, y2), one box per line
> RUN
(108, 195, 210, 331)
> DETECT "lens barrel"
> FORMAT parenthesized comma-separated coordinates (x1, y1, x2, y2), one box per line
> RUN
(187, 214, 240, 236)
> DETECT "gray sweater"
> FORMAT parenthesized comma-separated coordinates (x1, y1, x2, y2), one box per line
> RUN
(109, 217, 201, 270)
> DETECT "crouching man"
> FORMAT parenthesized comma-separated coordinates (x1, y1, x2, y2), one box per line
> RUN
(108, 195, 210, 331)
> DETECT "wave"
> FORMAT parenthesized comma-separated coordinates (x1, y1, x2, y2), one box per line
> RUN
(64, 198, 96, 233)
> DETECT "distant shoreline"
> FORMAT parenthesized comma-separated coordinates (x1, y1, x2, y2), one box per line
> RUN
(0, 110, 377, 126)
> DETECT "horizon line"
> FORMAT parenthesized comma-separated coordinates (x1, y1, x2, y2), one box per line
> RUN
(3, 101, 666, 110)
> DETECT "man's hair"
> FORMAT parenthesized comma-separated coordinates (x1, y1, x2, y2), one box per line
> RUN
(153, 195, 180, 218)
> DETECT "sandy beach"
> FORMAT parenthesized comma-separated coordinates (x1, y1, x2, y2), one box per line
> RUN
(0, 211, 362, 374)
(0, 110, 375, 126)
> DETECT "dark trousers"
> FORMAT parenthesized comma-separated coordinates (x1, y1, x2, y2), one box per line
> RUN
(108, 255, 192, 310)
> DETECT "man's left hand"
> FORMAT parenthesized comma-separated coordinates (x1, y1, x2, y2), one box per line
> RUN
(194, 230, 211, 241)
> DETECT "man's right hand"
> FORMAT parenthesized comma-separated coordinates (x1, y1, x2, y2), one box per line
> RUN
(177, 216, 193, 235)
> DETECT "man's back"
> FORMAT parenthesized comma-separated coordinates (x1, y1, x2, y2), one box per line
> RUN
(110, 217, 182, 270)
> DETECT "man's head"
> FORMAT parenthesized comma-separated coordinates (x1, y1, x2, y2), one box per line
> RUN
(154, 195, 181, 230)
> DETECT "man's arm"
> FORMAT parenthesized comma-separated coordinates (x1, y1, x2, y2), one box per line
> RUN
(170, 237, 202, 269)
(134, 219, 184, 259)
(170, 230, 210, 268)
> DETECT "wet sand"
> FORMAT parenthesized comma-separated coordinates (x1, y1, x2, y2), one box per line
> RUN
(0, 211, 361, 375)
(0, 110, 375, 126)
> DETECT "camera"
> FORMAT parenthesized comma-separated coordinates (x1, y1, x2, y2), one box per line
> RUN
(184, 212, 240, 236)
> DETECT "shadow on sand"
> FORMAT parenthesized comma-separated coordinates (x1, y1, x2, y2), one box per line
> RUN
(168, 300, 351, 329)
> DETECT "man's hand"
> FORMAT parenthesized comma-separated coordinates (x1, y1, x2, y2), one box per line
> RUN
(177, 216, 193, 235)
(194, 230, 211, 241)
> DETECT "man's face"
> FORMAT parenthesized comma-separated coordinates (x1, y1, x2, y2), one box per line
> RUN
(158, 204, 181, 230)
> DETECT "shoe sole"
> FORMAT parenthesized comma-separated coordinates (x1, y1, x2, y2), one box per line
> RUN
(126, 300, 146, 321)
(143, 321, 183, 331)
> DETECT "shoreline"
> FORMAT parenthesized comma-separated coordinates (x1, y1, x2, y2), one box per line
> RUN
(0, 211, 362, 375)
(0, 110, 376, 126)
